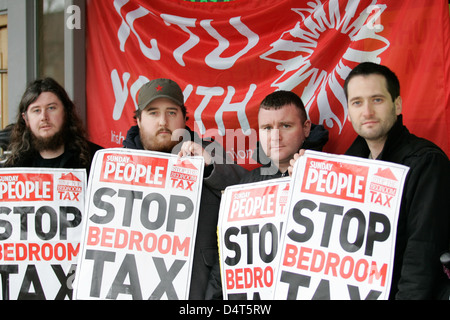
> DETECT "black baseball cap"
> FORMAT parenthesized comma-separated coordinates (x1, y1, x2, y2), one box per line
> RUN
(137, 78, 184, 110)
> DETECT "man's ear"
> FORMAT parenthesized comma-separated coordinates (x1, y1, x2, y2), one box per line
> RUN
(395, 96, 402, 115)
(22, 112, 28, 125)
(136, 116, 141, 129)
(303, 119, 312, 138)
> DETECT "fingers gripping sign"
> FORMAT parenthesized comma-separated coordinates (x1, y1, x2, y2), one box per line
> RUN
(178, 141, 212, 166)
(288, 149, 306, 177)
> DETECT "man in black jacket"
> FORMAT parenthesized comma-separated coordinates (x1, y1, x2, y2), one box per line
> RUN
(344, 62, 450, 299)
(4, 77, 101, 175)
(123, 78, 247, 299)
(205, 90, 329, 299)
(239, 90, 329, 184)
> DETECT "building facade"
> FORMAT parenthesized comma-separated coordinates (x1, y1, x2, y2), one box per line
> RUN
(0, 0, 86, 129)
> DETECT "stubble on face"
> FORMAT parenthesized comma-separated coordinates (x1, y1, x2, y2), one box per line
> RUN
(258, 104, 310, 172)
(137, 99, 187, 153)
(347, 74, 401, 144)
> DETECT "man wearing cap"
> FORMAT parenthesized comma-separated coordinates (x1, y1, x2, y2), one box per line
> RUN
(123, 78, 247, 299)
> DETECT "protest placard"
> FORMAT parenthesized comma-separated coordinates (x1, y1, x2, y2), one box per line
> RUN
(274, 150, 409, 300)
(218, 178, 290, 300)
(0, 168, 86, 300)
(73, 148, 204, 300)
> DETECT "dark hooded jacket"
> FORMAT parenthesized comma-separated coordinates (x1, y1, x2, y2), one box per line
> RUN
(123, 125, 248, 299)
(346, 115, 450, 299)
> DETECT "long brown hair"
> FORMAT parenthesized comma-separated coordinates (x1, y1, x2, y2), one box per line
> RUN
(5, 77, 90, 167)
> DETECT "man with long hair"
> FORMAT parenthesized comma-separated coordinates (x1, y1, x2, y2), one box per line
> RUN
(4, 77, 101, 174)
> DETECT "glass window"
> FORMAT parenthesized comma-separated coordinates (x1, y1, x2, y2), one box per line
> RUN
(0, 14, 8, 129)
(37, 0, 65, 85)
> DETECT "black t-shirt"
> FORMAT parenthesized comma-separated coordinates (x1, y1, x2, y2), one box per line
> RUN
(32, 153, 67, 168)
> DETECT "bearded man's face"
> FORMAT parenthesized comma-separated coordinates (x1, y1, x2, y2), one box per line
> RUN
(23, 92, 66, 151)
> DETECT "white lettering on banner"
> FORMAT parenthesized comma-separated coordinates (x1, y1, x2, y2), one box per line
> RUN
(194, 86, 225, 134)
(114, 0, 259, 69)
(111, 69, 254, 135)
(213, 84, 255, 136)
(200, 16, 259, 70)
(111, 70, 130, 121)
(260, 0, 390, 133)
(111, 70, 150, 121)
(161, 15, 199, 67)
(111, 130, 125, 145)
(114, 0, 160, 59)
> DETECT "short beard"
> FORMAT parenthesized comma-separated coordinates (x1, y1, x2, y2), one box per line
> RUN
(140, 128, 181, 154)
(141, 136, 179, 153)
(29, 128, 66, 152)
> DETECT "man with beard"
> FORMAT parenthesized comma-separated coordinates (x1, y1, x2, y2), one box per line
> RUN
(123, 78, 247, 299)
(3, 77, 101, 174)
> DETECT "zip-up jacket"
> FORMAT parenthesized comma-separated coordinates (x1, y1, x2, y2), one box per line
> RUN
(346, 115, 450, 299)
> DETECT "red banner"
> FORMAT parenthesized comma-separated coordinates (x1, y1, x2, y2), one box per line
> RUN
(86, 0, 450, 170)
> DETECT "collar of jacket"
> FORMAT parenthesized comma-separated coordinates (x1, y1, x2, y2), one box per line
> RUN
(345, 114, 408, 160)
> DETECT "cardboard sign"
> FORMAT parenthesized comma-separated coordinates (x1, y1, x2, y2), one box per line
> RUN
(218, 178, 290, 299)
(274, 150, 409, 300)
(73, 149, 204, 300)
(0, 168, 86, 300)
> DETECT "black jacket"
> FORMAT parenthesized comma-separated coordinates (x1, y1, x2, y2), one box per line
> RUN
(205, 124, 329, 299)
(123, 125, 247, 299)
(346, 115, 450, 299)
